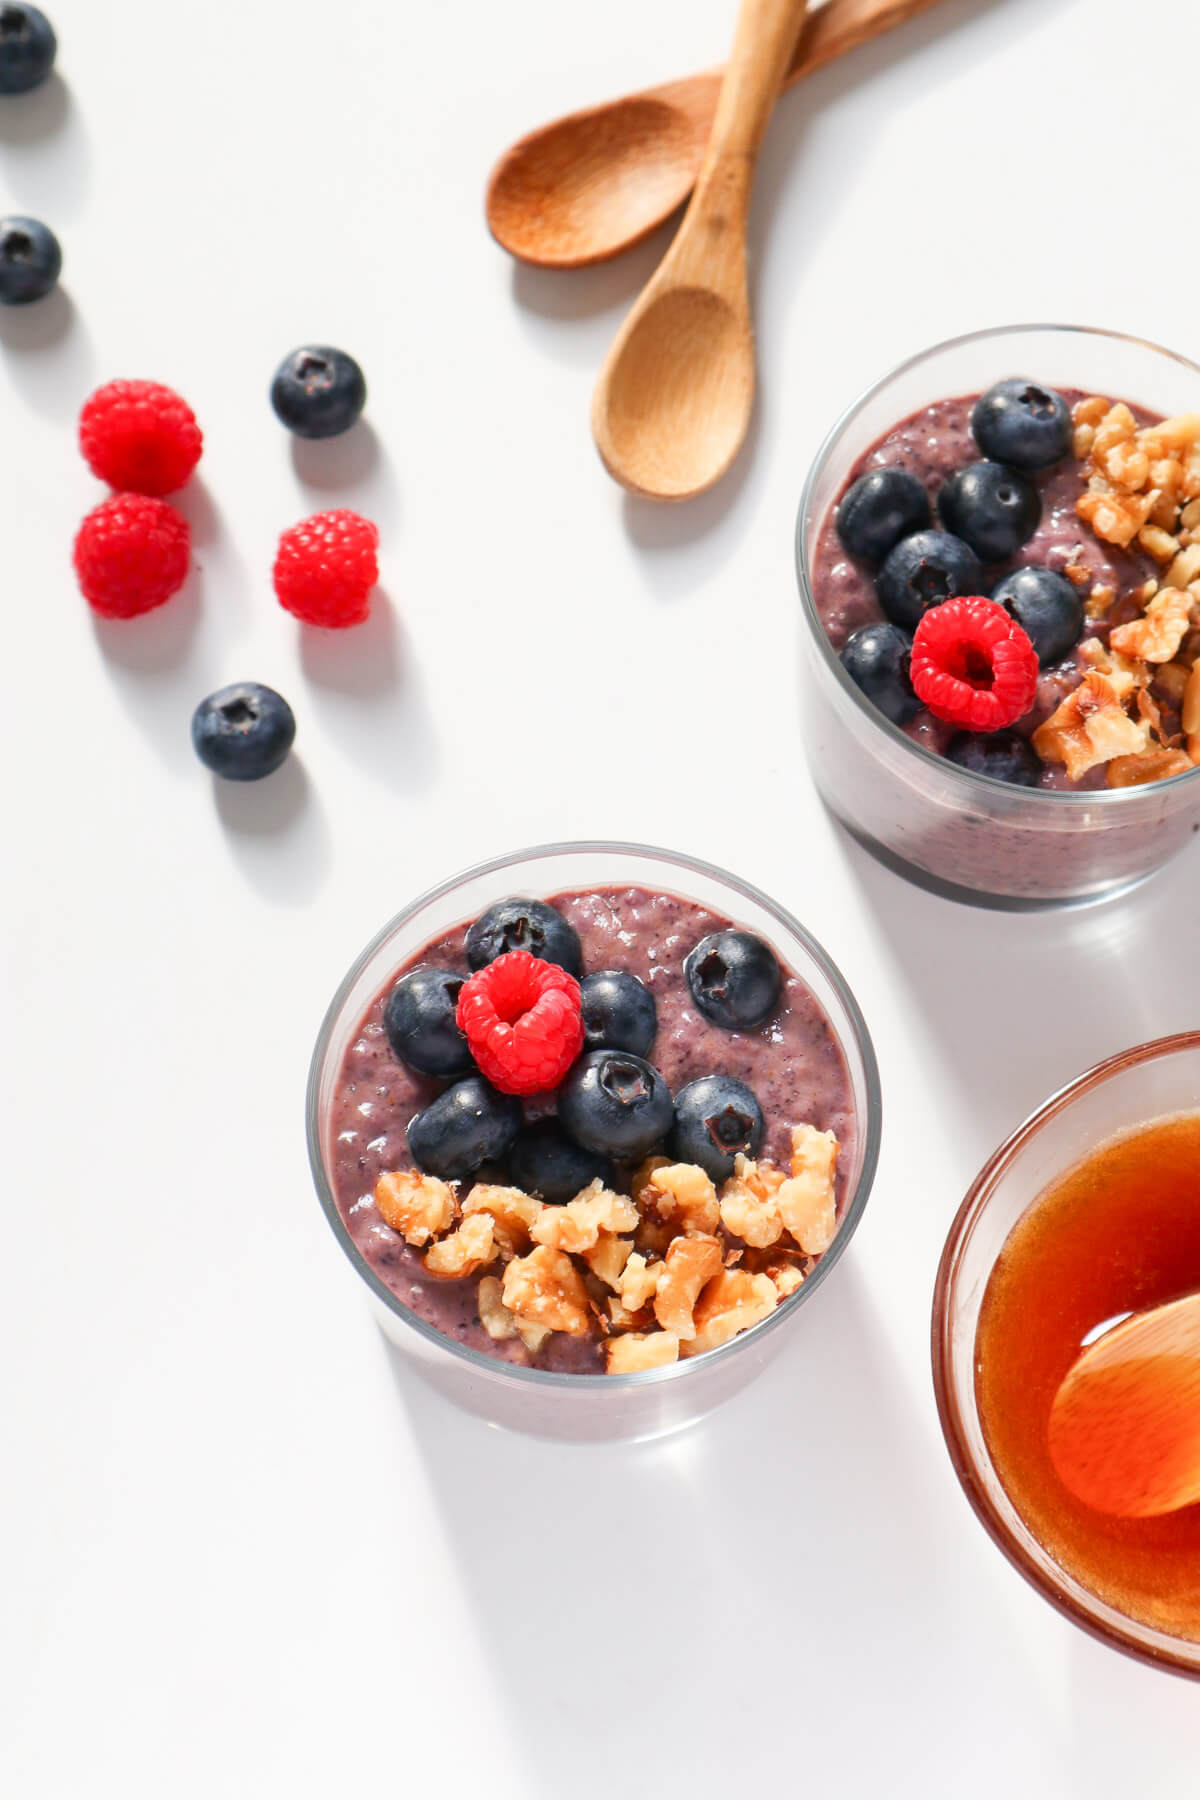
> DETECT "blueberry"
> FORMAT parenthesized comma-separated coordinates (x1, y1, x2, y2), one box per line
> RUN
(840, 622, 920, 726)
(0, 6, 56, 95)
(190, 682, 295, 781)
(876, 531, 984, 633)
(971, 378, 1072, 471)
(465, 897, 581, 975)
(383, 967, 472, 1078)
(684, 930, 781, 1030)
(835, 467, 931, 564)
(557, 1050, 673, 1161)
(990, 565, 1084, 668)
(270, 345, 367, 440)
(0, 214, 60, 304)
(946, 732, 1041, 787)
(579, 970, 657, 1057)
(670, 1075, 765, 1184)
(508, 1120, 615, 1204)
(407, 1076, 521, 1181)
(938, 461, 1041, 562)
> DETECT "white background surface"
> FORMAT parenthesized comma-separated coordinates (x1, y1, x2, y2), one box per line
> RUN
(3, 0, 1198, 1791)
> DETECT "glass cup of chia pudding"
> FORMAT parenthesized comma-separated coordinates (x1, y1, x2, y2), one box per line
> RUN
(795, 325, 1200, 909)
(932, 1032, 1200, 1678)
(306, 843, 881, 1442)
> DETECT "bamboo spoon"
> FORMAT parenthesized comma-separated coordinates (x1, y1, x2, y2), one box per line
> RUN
(591, 0, 809, 502)
(1047, 1293, 1200, 1519)
(487, 0, 948, 270)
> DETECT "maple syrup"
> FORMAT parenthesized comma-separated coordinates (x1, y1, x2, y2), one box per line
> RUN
(975, 1113, 1200, 1641)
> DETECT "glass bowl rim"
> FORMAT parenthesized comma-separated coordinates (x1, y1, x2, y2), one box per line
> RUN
(795, 321, 1200, 807)
(305, 839, 882, 1393)
(931, 1028, 1200, 1677)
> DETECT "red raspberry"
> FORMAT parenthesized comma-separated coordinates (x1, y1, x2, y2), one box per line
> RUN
(456, 951, 584, 1097)
(273, 508, 379, 628)
(79, 380, 203, 495)
(73, 494, 191, 619)
(911, 597, 1039, 732)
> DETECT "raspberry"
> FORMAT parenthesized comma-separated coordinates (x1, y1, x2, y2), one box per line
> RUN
(272, 509, 379, 628)
(79, 380, 203, 495)
(456, 951, 584, 1097)
(910, 597, 1039, 733)
(73, 494, 191, 619)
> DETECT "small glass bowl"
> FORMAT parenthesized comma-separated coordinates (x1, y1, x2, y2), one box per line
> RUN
(306, 842, 881, 1442)
(795, 324, 1200, 910)
(932, 1031, 1200, 1678)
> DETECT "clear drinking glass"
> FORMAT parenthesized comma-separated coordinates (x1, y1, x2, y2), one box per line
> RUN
(795, 325, 1200, 909)
(932, 1032, 1200, 1678)
(307, 842, 881, 1442)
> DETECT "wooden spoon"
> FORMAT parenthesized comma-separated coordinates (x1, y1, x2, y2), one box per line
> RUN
(1048, 1293, 1200, 1519)
(591, 0, 809, 502)
(487, 0, 948, 270)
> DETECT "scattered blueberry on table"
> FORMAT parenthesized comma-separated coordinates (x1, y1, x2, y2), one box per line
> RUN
(190, 682, 296, 782)
(0, 214, 60, 304)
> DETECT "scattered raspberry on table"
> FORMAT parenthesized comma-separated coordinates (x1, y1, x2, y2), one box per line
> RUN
(456, 950, 584, 1096)
(79, 380, 203, 496)
(272, 508, 379, 627)
(73, 493, 191, 619)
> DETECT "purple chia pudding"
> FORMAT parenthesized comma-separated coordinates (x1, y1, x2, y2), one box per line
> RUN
(812, 389, 1165, 792)
(326, 885, 856, 1376)
(796, 331, 1200, 907)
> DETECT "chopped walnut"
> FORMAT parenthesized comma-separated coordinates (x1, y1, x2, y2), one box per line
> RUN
(373, 1169, 457, 1246)
(424, 1212, 497, 1278)
(631, 1155, 671, 1207)
(501, 1245, 592, 1337)
(683, 1270, 779, 1357)
(1079, 638, 1148, 699)
(1107, 748, 1194, 787)
(775, 1125, 839, 1255)
(1111, 587, 1193, 663)
(607, 1296, 645, 1333)
(530, 1181, 638, 1254)
(1164, 544, 1200, 590)
(616, 1251, 663, 1313)
(653, 1234, 724, 1340)
(1138, 524, 1181, 563)
(1184, 662, 1200, 761)
(583, 1233, 634, 1290)
(477, 1275, 518, 1341)
(719, 1160, 784, 1247)
(642, 1161, 721, 1235)
(1033, 671, 1150, 779)
(606, 1331, 680, 1373)
(462, 1184, 544, 1257)
(1077, 484, 1157, 548)
(771, 1264, 805, 1300)
(1086, 582, 1117, 620)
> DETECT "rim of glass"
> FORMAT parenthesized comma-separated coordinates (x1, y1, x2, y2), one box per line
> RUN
(306, 839, 882, 1392)
(931, 1029, 1200, 1677)
(795, 322, 1200, 807)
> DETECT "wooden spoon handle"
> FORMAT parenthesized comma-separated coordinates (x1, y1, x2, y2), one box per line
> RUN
(787, 0, 948, 86)
(701, 0, 811, 171)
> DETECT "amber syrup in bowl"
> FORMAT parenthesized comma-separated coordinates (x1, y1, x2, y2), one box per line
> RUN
(975, 1113, 1200, 1642)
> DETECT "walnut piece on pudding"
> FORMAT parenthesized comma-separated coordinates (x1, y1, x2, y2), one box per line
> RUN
(683, 1269, 779, 1357)
(424, 1212, 497, 1278)
(582, 1232, 634, 1290)
(1110, 587, 1193, 663)
(462, 1184, 545, 1257)
(775, 1125, 840, 1255)
(616, 1251, 663, 1313)
(502, 1245, 592, 1337)
(606, 1332, 680, 1374)
(1079, 639, 1149, 700)
(373, 1169, 457, 1246)
(1033, 671, 1151, 780)
(530, 1181, 638, 1254)
(477, 1275, 518, 1341)
(642, 1161, 721, 1235)
(719, 1155, 785, 1247)
(653, 1234, 724, 1340)
(1107, 747, 1194, 787)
